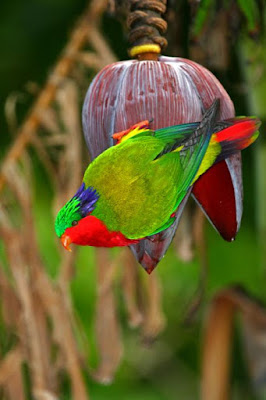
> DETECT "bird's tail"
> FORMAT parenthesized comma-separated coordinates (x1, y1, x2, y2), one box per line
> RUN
(192, 116, 260, 183)
(214, 117, 261, 163)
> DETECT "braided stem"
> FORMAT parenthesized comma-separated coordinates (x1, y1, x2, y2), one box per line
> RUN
(127, 0, 168, 59)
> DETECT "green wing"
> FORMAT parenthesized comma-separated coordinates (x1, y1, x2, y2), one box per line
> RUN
(154, 121, 199, 142)
(154, 100, 220, 213)
(84, 137, 180, 239)
(84, 101, 219, 239)
(128, 121, 200, 146)
(148, 103, 218, 236)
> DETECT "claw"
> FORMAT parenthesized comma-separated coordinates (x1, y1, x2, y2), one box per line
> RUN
(112, 120, 150, 144)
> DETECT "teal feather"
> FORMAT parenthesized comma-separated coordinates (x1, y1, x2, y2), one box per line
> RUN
(83, 101, 219, 239)
(154, 122, 199, 143)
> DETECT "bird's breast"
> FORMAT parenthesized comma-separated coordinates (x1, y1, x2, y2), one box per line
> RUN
(66, 215, 139, 247)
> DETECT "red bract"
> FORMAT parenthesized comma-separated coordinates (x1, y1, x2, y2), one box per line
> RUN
(82, 56, 242, 273)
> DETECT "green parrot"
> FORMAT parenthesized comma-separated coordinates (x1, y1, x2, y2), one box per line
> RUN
(55, 99, 260, 252)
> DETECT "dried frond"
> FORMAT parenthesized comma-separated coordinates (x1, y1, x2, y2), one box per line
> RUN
(92, 248, 123, 384)
(201, 286, 266, 400)
(141, 272, 166, 343)
(0, 0, 113, 194)
(0, 1, 117, 398)
(121, 250, 143, 328)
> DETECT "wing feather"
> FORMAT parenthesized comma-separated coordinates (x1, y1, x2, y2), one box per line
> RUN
(84, 100, 220, 239)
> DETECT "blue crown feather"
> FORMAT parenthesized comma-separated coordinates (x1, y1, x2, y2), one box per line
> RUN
(73, 182, 99, 217)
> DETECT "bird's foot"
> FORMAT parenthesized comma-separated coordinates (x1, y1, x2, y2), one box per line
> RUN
(112, 120, 150, 144)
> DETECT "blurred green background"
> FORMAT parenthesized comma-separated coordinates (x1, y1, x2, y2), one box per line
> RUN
(0, 1, 266, 399)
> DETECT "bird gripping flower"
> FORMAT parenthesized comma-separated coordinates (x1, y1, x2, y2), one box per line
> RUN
(55, 100, 260, 262)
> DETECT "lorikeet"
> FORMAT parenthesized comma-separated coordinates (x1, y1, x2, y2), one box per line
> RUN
(55, 99, 260, 253)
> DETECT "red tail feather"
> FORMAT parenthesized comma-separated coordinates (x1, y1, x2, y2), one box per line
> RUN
(216, 118, 261, 146)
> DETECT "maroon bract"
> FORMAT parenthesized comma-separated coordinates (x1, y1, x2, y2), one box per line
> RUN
(82, 56, 242, 273)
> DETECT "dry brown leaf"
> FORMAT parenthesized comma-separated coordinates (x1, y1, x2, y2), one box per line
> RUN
(201, 287, 266, 400)
(92, 248, 123, 384)
(141, 272, 166, 343)
(174, 203, 194, 263)
(121, 249, 144, 328)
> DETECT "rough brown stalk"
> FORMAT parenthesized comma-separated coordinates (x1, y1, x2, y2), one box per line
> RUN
(201, 287, 266, 400)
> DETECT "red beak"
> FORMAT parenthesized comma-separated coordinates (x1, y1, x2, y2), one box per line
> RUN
(61, 233, 72, 252)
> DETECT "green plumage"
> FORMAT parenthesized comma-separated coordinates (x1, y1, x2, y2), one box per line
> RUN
(55, 197, 81, 237)
(83, 124, 213, 239)
(82, 100, 219, 239)
(55, 99, 260, 246)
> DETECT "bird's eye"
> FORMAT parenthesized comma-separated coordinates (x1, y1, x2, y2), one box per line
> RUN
(72, 220, 78, 227)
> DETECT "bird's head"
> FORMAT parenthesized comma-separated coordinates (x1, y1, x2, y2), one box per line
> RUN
(55, 182, 99, 251)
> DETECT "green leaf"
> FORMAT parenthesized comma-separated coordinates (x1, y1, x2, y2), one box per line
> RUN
(192, 0, 215, 38)
(237, 0, 259, 32)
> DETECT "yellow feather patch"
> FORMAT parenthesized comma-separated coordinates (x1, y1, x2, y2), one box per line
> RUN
(192, 135, 221, 183)
(174, 145, 184, 152)
(120, 127, 149, 143)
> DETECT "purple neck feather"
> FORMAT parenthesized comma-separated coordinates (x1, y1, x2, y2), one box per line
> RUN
(73, 182, 99, 217)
